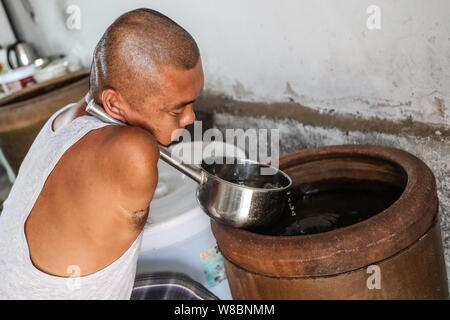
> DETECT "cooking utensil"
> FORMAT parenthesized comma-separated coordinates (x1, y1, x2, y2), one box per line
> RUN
(0, 46, 9, 72)
(33, 58, 69, 83)
(7, 41, 40, 69)
(85, 100, 292, 229)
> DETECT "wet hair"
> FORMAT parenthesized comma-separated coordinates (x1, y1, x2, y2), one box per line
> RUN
(89, 8, 200, 107)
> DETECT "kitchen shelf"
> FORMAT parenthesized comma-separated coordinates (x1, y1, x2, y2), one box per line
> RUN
(0, 68, 89, 107)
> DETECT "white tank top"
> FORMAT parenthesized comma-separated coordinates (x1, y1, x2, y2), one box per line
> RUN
(0, 103, 143, 299)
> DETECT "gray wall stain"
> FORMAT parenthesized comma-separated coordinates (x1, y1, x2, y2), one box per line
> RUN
(232, 81, 254, 99)
(283, 82, 300, 101)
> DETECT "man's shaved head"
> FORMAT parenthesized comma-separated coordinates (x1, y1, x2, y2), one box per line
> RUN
(89, 8, 200, 107)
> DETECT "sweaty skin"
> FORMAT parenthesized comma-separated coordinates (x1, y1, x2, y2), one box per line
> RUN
(24, 9, 204, 278)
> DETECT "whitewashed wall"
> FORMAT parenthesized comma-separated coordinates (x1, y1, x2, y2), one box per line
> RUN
(0, 3, 16, 46)
(4, 0, 450, 126)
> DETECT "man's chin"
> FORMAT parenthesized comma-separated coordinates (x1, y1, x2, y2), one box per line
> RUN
(160, 141, 172, 147)
(157, 137, 173, 147)
(159, 130, 186, 146)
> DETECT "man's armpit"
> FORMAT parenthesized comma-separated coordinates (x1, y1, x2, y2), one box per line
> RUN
(119, 204, 150, 215)
(120, 205, 150, 231)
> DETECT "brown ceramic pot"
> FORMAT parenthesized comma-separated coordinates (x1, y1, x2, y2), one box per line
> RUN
(211, 144, 448, 299)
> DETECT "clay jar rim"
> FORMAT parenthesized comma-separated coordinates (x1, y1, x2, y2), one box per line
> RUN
(210, 144, 438, 277)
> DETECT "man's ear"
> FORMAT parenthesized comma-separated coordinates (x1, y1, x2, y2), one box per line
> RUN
(102, 88, 127, 123)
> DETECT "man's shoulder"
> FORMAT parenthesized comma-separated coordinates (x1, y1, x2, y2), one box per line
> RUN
(97, 126, 160, 213)
(95, 125, 160, 190)
(102, 125, 160, 168)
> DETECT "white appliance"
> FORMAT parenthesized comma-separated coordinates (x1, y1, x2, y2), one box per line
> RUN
(136, 141, 246, 300)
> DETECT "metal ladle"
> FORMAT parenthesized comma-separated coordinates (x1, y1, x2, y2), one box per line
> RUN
(86, 100, 292, 229)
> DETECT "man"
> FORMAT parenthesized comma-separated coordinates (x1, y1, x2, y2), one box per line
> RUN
(0, 8, 204, 299)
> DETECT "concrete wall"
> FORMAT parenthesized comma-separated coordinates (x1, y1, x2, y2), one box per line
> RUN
(4, 0, 449, 127)
(0, 3, 15, 46)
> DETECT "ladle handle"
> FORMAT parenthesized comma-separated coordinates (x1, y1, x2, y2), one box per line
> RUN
(158, 145, 203, 184)
(86, 100, 126, 126)
(86, 100, 204, 184)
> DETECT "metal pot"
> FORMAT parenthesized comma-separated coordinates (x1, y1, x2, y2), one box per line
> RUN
(86, 100, 292, 229)
(162, 149, 292, 229)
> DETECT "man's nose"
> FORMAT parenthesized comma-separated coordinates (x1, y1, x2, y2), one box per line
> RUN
(179, 105, 196, 127)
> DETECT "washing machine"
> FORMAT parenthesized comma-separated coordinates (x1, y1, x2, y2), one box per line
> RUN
(136, 142, 246, 300)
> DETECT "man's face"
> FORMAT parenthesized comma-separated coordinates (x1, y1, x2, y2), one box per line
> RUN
(128, 59, 204, 146)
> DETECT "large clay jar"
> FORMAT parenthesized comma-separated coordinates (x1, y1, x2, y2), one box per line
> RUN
(211, 145, 448, 299)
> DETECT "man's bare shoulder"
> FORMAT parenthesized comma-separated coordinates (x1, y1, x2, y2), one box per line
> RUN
(98, 126, 160, 213)
(105, 126, 160, 165)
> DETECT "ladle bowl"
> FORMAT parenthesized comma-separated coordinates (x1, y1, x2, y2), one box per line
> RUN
(197, 157, 292, 229)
